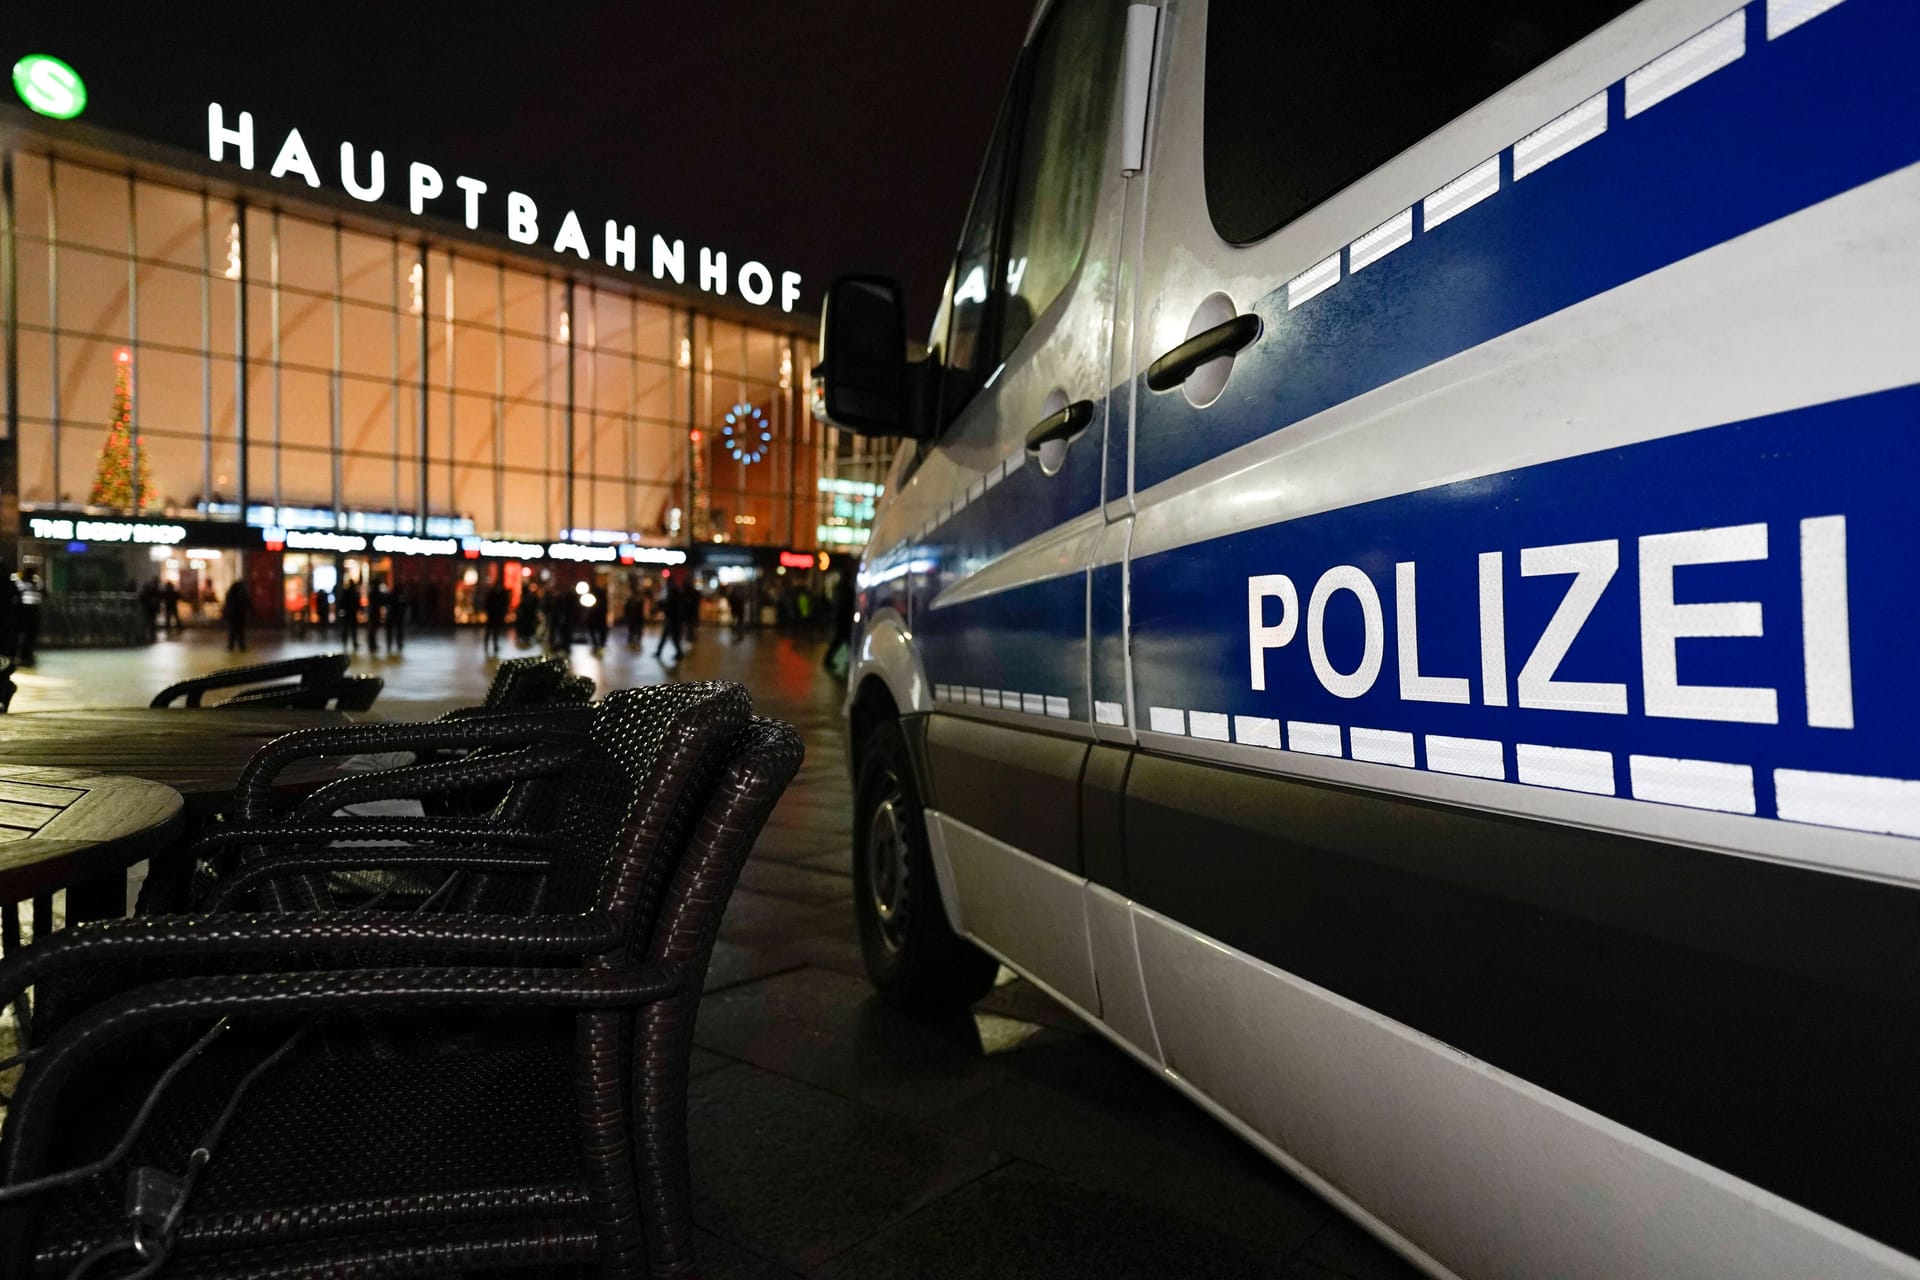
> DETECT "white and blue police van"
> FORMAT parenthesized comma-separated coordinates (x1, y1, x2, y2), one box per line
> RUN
(812, 0, 1920, 1275)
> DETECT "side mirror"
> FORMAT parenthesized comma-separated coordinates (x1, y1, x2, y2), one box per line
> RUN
(815, 274, 921, 438)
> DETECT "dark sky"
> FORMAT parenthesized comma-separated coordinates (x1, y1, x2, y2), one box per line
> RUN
(4, 1, 1034, 333)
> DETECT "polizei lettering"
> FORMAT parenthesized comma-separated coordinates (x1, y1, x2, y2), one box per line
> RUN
(207, 103, 803, 313)
(1247, 517, 1852, 728)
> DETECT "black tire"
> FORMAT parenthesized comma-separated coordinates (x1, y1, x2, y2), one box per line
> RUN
(852, 719, 1000, 1011)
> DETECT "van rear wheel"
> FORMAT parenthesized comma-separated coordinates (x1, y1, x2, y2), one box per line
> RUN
(853, 720, 999, 1011)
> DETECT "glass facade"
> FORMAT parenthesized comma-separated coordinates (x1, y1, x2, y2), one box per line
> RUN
(2, 143, 840, 554)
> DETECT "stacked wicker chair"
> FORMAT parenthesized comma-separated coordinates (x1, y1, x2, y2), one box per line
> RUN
(150, 654, 383, 712)
(0, 680, 801, 1278)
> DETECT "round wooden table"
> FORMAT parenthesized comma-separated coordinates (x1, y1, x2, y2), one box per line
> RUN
(0, 765, 184, 1043)
(0, 765, 183, 900)
(0, 707, 375, 813)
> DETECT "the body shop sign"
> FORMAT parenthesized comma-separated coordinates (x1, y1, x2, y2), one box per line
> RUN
(206, 104, 802, 313)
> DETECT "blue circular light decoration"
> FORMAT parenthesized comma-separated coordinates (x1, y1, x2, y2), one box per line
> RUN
(722, 402, 772, 465)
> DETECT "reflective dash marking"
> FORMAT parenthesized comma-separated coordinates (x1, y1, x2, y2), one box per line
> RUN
(1188, 710, 1230, 741)
(1625, 11, 1745, 117)
(1288, 721, 1342, 758)
(982, 689, 1002, 709)
(1045, 695, 1071, 719)
(1149, 706, 1185, 735)
(1768, 0, 1846, 40)
(1422, 156, 1499, 229)
(1349, 208, 1413, 272)
(1513, 92, 1607, 180)
(1287, 252, 1341, 309)
(964, 687, 982, 706)
(1426, 735, 1504, 779)
(1516, 743, 1615, 795)
(1094, 700, 1125, 726)
(1629, 755, 1755, 814)
(1232, 715, 1282, 749)
(1350, 727, 1416, 768)
(1021, 693, 1046, 716)
(1776, 769, 1920, 839)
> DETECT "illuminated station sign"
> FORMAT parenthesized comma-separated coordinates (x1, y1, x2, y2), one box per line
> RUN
(205, 105, 802, 312)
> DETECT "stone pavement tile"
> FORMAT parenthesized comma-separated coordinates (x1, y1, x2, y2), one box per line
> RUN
(694, 1228, 808, 1280)
(765, 925, 868, 980)
(689, 1064, 1005, 1272)
(703, 939, 806, 995)
(815, 1161, 1289, 1280)
(754, 832, 851, 864)
(718, 888, 848, 950)
(691, 966, 1041, 1120)
(922, 1069, 1330, 1260)
(774, 848, 855, 877)
(1292, 1214, 1430, 1280)
(734, 859, 855, 907)
(758, 811, 853, 845)
(690, 1047, 738, 1079)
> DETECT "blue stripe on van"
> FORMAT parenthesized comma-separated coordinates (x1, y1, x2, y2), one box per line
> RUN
(1131, 384, 1920, 838)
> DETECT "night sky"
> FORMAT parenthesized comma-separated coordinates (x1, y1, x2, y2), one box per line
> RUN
(4, 1, 1036, 333)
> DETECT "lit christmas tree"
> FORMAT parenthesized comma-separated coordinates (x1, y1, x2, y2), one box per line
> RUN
(87, 349, 154, 512)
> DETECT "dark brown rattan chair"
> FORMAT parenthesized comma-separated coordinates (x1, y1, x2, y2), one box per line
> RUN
(0, 687, 798, 1279)
(149, 655, 355, 708)
(119, 706, 599, 926)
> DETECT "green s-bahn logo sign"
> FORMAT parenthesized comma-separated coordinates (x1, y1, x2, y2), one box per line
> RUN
(12, 54, 86, 120)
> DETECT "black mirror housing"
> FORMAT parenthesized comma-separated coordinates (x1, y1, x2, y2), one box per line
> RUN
(815, 274, 925, 438)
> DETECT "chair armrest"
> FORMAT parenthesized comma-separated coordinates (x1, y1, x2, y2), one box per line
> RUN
(215, 676, 383, 711)
(194, 817, 556, 854)
(286, 741, 588, 821)
(150, 654, 351, 707)
(0, 911, 624, 1014)
(231, 715, 590, 819)
(206, 845, 551, 909)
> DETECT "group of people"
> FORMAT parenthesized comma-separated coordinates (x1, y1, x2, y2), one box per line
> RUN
(318, 577, 408, 655)
(134, 577, 194, 641)
(478, 575, 674, 656)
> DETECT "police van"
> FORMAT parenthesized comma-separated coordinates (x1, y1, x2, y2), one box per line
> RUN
(812, 1, 1920, 1275)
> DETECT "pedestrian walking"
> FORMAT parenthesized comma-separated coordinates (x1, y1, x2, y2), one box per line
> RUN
(338, 578, 362, 652)
(586, 586, 610, 651)
(622, 592, 646, 649)
(367, 577, 388, 655)
(729, 585, 750, 639)
(654, 573, 686, 662)
(14, 568, 43, 666)
(222, 578, 251, 652)
(160, 579, 182, 633)
(514, 583, 541, 647)
(482, 578, 509, 654)
(386, 582, 407, 652)
(138, 578, 161, 643)
(0, 564, 19, 666)
(823, 573, 856, 675)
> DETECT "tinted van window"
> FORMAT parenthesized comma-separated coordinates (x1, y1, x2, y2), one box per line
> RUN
(998, 0, 1125, 362)
(1204, 0, 1638, 246)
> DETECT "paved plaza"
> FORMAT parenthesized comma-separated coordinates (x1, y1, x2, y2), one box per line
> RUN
(6, 624, 1424, 1280)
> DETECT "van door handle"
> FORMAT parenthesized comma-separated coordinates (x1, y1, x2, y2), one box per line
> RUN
(1025, 399, 1095, 453)
(1145, 313, 1262, 392)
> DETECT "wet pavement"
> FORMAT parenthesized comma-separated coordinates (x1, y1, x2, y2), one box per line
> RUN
(6, 624, 1427, 1280)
